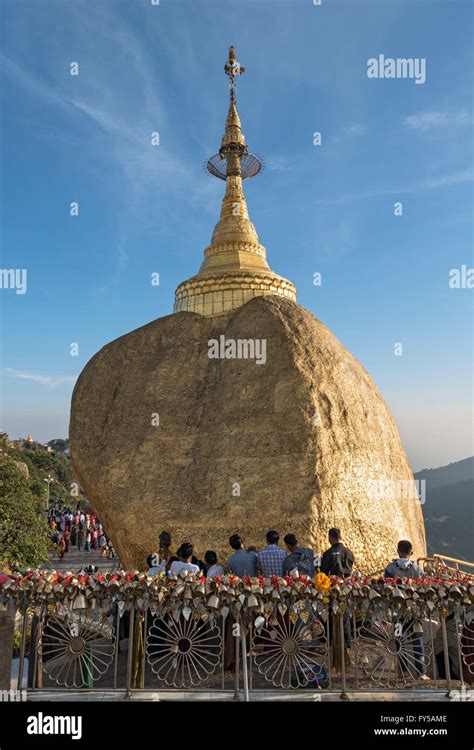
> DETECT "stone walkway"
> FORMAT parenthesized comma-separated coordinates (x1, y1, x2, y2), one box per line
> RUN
(47, 544, 118, 573)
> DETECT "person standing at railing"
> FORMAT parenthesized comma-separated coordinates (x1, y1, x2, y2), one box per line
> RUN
(282, 533, 317, 577)
(320, 528, 354, 578)
(320, 528, 355, 663)
(257, 530, 287, 577)
(145, 537, 172, 575)
(169, 543, 200, 575)
(383, 540, 425, 579)
(384, 540, 430, 681)
(204, 550, 225, 578)
(158, 531, 172, 569)
(227, 534, 259, 577)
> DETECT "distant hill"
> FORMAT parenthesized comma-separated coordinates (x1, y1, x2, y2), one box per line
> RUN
(0, 433, 76, 506)
(415, 457, 474, 562)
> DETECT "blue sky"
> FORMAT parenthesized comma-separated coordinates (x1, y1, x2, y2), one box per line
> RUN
(0, 0, 472, 471)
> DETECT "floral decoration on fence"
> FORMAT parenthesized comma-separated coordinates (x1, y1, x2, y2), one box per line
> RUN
(1, 569, 473, 622)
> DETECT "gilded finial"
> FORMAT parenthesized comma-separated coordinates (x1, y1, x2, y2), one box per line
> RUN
(224, 46, 245, 84)
(174, 46, 296, 317)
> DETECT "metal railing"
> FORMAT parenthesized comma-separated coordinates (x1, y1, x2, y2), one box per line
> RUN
(419, 555, 474, 580)
(6, 590, 474, 700)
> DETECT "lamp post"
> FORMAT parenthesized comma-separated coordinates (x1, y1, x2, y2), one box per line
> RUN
(44, 474, 54, 512)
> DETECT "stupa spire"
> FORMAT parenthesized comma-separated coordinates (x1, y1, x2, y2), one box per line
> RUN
(220, 46, 247, 167)
(174, 46, 296, 317)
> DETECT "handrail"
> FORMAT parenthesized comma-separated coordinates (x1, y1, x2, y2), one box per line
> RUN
(418, 554, 474, 580)
(433, 553, 474, 569)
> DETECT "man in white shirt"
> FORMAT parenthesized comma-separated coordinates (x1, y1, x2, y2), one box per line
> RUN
(169, 543, 200, 575)
(205, 550, 224, 578)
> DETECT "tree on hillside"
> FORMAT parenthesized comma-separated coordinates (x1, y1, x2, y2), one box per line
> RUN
(47, 439, 69, 454)
(0, 434, 83, 511)
(0, 457, 52, 569)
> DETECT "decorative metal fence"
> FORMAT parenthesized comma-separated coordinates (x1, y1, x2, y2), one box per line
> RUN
(2, 570, 473, 700)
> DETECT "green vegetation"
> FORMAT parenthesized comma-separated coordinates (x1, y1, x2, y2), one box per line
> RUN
(47, 438, 69, 454)
(0, 434, 79, 569)
(0, 435, 73, 504)
(0, 456, 52, 568)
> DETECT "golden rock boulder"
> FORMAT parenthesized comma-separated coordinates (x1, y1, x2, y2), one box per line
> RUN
(70, 295, 426, 571)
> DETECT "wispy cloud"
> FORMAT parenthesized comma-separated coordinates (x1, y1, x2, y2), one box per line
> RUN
(1, 32, 198, 202)
(117, 242, 128, 271)
(0, 53, 62, 107)
(315, 169, 473, 205)
(331, 123, 368, 145)
(342, 123, 368, 137)
(418, 169, 473, 189)
(2, 369, 77, 388)
(0, 14, 210, 286)
(403, 109, 473, 131)
(265, 155, 295, 173)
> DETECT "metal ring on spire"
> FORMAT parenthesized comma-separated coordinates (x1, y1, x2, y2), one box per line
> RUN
(206, 152, 263, 180)
(206, 46, 262, 180)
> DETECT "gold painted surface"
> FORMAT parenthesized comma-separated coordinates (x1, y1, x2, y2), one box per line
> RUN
(70, 296, 427, 572)
(173, 47, 295, 317)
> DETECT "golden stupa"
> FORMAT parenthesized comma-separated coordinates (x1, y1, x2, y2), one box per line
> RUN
(174, 46, 296, 317)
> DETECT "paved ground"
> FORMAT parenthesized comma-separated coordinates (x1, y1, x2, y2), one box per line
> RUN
(47, 544, 118, 572)
(27, 689, 453, 702)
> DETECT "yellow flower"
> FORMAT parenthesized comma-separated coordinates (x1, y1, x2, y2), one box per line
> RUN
(315, 572, 331, 592)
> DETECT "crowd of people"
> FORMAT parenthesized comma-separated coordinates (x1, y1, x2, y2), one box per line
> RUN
(45, 514, 430, 681)
(48, 506, 116, 561)
(141, 529, 429, 682)
(144, 527, 424, 581)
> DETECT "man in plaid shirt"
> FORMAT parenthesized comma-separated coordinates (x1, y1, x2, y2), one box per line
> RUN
(258, 530, 287, 577)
